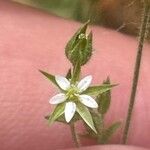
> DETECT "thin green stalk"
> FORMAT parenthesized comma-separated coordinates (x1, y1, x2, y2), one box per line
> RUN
(122, 3, 150, 144)
(99, 114, 104, 133)
(98, 114, 105, 144)
(70, 123, 81, 148)
(71, 61, 81, 84)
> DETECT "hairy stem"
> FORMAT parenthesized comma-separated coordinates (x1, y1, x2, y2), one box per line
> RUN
(122, 3, 150, 144)
(98, 114, 105, 144)
(70, 123, 81, 148)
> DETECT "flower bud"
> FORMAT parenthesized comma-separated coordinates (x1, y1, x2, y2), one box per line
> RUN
(65, 21, 93, 66)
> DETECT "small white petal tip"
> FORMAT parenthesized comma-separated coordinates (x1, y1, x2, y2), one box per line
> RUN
(49, 93, 66, 104)
(55, 75, 70, 90)
(79, 95, 98, 108)
(65, 102, 76, 123)
(77, 75, 92, 92)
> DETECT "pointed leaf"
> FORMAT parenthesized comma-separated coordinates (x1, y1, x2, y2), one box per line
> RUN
(48, 103, 65, 125)
(83, 111, 101, 138)
(82, 84, 116, 96)
(76, 103, 97, 133)
(39, 70, 62, 90)
(97, 77, 111, 114)
(101, 122, 121, 143)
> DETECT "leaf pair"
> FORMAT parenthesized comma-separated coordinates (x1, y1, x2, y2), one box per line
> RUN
(81, 78, 121, 144)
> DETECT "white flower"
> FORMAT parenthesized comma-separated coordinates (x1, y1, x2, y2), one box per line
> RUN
(49, 75, 98, 123)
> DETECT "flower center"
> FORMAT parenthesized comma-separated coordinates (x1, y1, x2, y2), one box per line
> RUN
(66, 84, 79, 100)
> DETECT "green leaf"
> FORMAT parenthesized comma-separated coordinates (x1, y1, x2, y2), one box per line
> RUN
(83, 111, 100, 138)
(91, 111, 104, 133)
(47, 103, 65, 125)
(65, 21, 93, 66)
(66, 68, 72, 79)
(97, 77, 111, 114)
(76, 103, 97, 133)
(39, 70, 62, 90)
(82, 84, 116, 96)
(101, 122, 121, 143)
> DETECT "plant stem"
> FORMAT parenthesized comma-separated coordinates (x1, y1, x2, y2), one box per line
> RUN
(70, 123, 81, 148)
(71, 61, 81, 84)
(98, 113, 105, 144)
(122, 3, 150, 144)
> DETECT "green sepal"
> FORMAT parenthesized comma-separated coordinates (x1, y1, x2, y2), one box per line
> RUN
(56, 112, 80, 124)
(39, 70, 64, 91)
(101, 122, 121, 143)
(81, 111, 104, 140)
(83, 111, 100, 137)
(97, 77, 111, 114)
(65, 21, 92, 66)
(45, 113, 80, 124)
(76, 103, 97, 133)
(82, 84, 116, 96)
(47, 103, 65, 125)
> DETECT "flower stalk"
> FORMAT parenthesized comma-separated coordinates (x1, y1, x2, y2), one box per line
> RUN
(70, 123, 81, 147)
(122, 2, 150, 144)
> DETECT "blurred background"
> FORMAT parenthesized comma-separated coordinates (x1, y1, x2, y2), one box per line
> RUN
(13, 0, 149, 38)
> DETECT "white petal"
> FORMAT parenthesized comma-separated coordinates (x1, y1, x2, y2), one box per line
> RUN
(49, 93, 66, 104)
(65, 102, 76, 123)
(77, 75, 92, 92)
(79, 95, 98, 108)
(55, 75, 70, 90)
